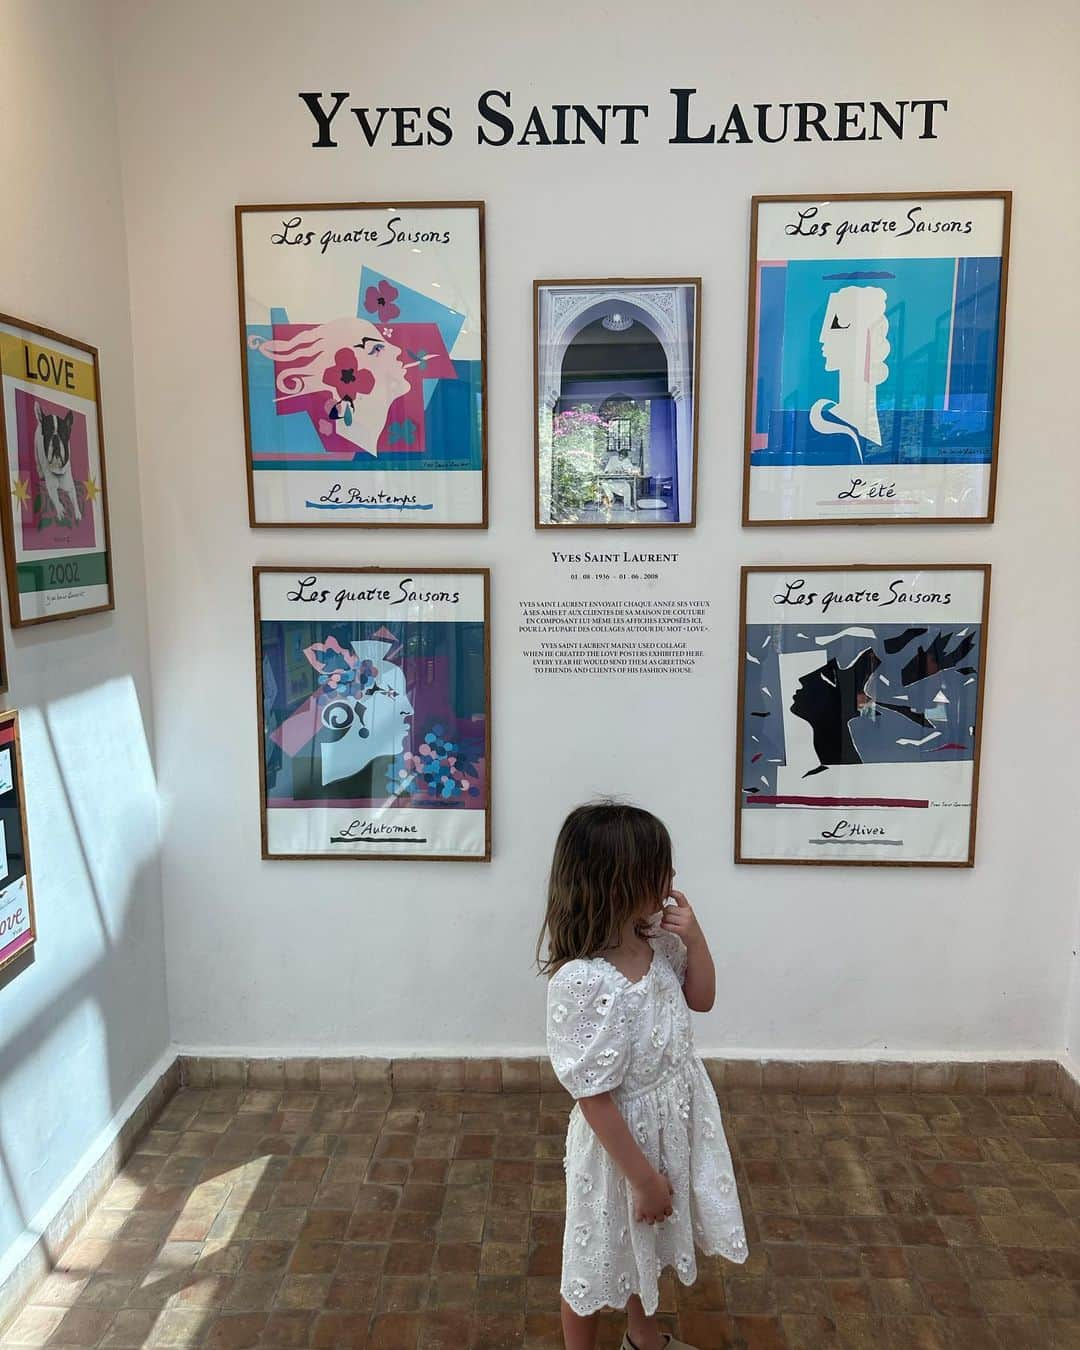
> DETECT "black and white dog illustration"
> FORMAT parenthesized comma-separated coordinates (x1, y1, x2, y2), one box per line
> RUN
(33, 402, 81, 524)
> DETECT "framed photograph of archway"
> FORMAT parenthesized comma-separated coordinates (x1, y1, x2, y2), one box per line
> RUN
(735, 564, 991, 867)
(535, 278, 700, 528)
(743, 192, 1011, 525)
(0, 314, 114, 625)
(254, 566, 490, 860)
(236, 202, 486, 528)
(0, 711, 35, 973)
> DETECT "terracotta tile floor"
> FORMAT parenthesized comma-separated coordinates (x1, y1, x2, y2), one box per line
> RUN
(4, 1082, 1080, 1347)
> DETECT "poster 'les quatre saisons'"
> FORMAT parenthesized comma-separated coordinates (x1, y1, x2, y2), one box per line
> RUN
(737, 565, 990, 867)
(237, 202, 486, 528)
(0, 314, 114, 626)
(744, 192, 1010, 525)
(255, 567, 490, 861)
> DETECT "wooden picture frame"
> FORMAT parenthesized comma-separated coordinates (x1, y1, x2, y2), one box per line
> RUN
(0, 592, 9, 697)
(743, 192, 1011, 525)
(236, 201, 487, 529)
(534, 277, 701, 529)
(0, 710, 35, 972)
(0, 313, 114, 625)
(735, 564, 991, 867)
(254, 565, 491, 861)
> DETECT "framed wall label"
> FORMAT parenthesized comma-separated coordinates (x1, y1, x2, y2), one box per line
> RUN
(535, 278, 700, 528)
(254, 566, 490, 860)
(0, 314, 114, 625)
(237, 202, 487, 528)
(0, 711, 34, 972)
(744, 193, 1010, 525)
(736, 565, 990, 866)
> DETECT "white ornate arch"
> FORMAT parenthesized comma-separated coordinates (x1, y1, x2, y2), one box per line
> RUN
(538, 286, 693, 409)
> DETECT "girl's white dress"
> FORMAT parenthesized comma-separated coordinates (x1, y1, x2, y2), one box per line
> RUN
(546, 926, 748, 1316)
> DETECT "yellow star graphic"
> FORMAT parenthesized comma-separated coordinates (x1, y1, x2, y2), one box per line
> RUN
(11, 477, 29, 505)
(83, 476, 100, 503)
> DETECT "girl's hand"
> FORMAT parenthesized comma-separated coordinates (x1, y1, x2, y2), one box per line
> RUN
(660, 889, 704, 948)
(632, 1169, 674, 1224)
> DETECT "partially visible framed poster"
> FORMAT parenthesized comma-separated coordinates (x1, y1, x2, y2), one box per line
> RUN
(237, 202, 486, 528)
(736, 565, 990, 866)
(744, 193, 1010, 525)
(0, 314, 114, 625)
(535, 278, 700, 528)
(0, 711, 35, 972)
(254, 566, 490, 860)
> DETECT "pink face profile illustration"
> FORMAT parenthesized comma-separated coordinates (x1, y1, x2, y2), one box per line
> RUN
(250, 317, 411, 456)
(316, 640, 414, 786)
(812, 285, 890, 453)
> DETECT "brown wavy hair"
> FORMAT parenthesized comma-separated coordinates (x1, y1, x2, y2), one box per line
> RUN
(536, 799, 673, 976)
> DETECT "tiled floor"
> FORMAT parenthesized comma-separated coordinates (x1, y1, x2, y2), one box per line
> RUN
(4, 1081, 1080, 1347)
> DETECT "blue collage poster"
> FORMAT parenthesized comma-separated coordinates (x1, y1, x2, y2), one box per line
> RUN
(745, 194, 1009, 523)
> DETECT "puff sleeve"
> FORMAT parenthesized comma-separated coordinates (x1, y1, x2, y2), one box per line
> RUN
(546, 960, 630, 1098)
(648, 926, 688, 984)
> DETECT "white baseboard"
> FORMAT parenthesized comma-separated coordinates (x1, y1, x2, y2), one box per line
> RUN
(176, 1042, 1061, 1063)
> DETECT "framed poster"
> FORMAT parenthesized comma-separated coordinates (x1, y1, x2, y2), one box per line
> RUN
(0, 314, 114, 625)
(736, 565, 990, 867)
(0, 711, 35, 972)
(535, 279, 700, 528)
(254, 566, 490, 860)
(237, 202, 486, 528)
(744, 192, 1011, 525)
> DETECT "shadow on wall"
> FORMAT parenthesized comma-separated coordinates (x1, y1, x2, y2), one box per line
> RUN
(0, 674, 166, 1297)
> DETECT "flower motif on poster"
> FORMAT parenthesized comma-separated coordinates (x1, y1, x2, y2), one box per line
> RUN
(256, 567, 490, 860)
(238, 203, 486, 526)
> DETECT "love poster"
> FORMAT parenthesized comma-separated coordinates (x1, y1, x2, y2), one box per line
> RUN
(0, 315, 113, 624)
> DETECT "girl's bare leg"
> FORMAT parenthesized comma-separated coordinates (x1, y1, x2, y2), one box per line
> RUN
(625, 1295, 665, 1350)
(561, 1297, 598, 1349)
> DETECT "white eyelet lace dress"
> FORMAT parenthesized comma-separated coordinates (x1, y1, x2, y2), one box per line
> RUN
(546, 927, 748, 1316)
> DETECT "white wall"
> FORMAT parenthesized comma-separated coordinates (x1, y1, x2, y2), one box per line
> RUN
(111, 0, 1080, 1059)
(0, 0, 169, 1285)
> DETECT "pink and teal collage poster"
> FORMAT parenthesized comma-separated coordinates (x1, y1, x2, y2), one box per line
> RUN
(238, 204, 486, 527)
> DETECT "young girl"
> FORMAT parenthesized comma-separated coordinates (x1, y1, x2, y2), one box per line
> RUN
(538, 801, 747, 1350)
